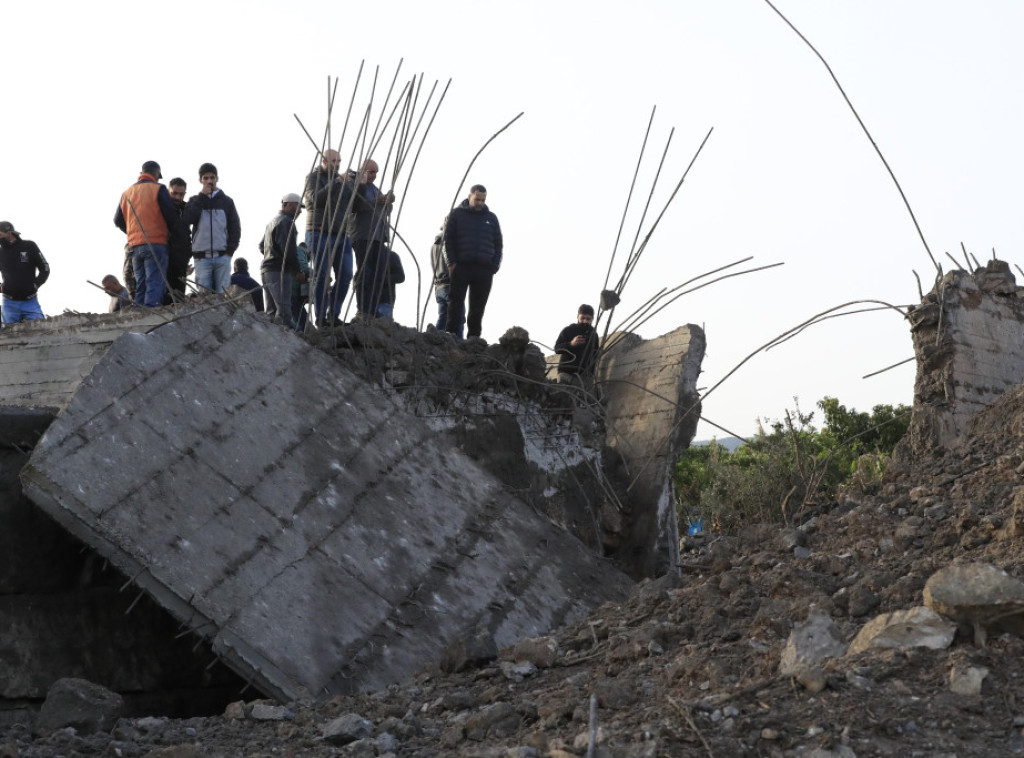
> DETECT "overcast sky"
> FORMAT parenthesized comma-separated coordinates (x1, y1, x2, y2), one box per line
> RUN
(2, 1, 1021, 439)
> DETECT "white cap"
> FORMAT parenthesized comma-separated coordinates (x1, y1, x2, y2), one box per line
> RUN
(281, 193, 303, 206)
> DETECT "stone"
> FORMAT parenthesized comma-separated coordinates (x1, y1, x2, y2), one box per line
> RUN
(34, 677, 124, 736)
(322, 713, 374, 745)
(573, 726, 609, 749)
(796, 666, 828, 693)
(142, 748, 199, 758)
(440, 627, 499, 674)
(778, 609, 848, 676)
(463, 702, 520, 741)
(222, 701, 246, 719)
(923, 563, 1024, 644)
(249, 702, 293, 721)
(510, 636, 559, 668)
(950, 665, 989, 696)
(847, 606, 956, 655)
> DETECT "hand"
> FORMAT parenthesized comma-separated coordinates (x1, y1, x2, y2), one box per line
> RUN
(380, 190, 395, 205)
(448, 264, 455, 274)
(571, 335, 586, 346)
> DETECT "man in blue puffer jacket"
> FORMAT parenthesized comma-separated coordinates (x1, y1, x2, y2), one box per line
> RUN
(443, 184, 502, 339)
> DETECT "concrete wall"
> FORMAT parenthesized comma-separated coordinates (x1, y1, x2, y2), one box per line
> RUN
(0, 310, 177, 410)
(598, 325, 706, 577)
(22, 306, 633, 702)
(898, 261, 1024, 460)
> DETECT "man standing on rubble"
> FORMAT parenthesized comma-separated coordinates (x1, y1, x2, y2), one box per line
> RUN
(165, 177, 192, 303)
(259, 193, 305, 329)
(114, 160, 179, 307)
(0, 221, 49, 324)
(304, 149, 354, 327)
(182, 162, 241, 294)
(349, 158, 394, 318)
(444, 184, 502, 340)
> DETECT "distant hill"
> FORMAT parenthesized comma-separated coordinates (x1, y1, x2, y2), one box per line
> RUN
(691, 435, 745, 452)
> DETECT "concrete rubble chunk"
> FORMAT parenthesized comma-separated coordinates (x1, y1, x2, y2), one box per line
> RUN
(923, 563, 1024, 645)
(778, 609, 848, 676)
(509, 636, 559, 668)
(20, 306, 633, 701)
(34, 677, 124, 736)
(847, 606, 956, 656)
(322, 713, 374, 745)
(597, 325, 706, 577)
(949, 665, 989, 696)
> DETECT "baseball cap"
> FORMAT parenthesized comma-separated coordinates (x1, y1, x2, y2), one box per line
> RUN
(281, 193, 303, 206)
(0, 221, 20, 236)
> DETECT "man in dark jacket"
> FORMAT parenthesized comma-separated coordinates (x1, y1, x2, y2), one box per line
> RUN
(231, 258, 264, 312)
(349, 159, 394, 318)
(554, 304, 599, 382)
(304, 149, 355, 327)
(182, 162, 241, 294)
(259, 193, 304, 329)
(0, 221, 49, 324)
(430, 220, 463, 337)
(443, 184, 502, 339)
(165, 177, 192, 303)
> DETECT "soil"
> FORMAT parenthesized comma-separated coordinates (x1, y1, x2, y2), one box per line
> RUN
(7, 331, 1024, 757)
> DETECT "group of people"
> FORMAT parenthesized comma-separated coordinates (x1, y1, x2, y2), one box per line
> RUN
(0, 153, 601, 384)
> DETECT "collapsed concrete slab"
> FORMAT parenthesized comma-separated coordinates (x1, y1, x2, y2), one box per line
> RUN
(598, 325, 706, 576)
(897, 261, 1024, 461)
(22, 305, 633, 701)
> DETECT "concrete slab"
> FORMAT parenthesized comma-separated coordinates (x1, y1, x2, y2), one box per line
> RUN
(598, 325, 706, 576)
(22, 306, 633, 701)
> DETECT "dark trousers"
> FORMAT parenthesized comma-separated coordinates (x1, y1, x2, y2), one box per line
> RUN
(352, 239, 387, 317)
(446, 262, 493, 338)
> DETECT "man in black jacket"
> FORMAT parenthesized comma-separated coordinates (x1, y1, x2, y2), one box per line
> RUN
(304, 149, 354, 327)
(443, 185, 502, 339)
(554, 304, 599, 383)
(0, 221, 49, 324)
(165, 177, 192, 303)
(259, 193, 304, 329)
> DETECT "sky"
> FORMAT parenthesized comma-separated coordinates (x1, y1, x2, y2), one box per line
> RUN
(1, 1, 1022, 440)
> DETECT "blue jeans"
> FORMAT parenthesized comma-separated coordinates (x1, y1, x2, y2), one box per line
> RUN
(1, 295, 45, 323)
(131, 243, 169, 307)
(261, 270, 296, 329)
(194, 254, 232, 294)
(434, 284, 464, 338)
(306, 231, 353, 326)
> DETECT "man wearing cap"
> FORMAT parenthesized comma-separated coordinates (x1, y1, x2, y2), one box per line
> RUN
(182, 162, 241, 294)
(114, 161, 179, 307)
(259, 193, 304, 329)
(444, 184, 503, 339)
(554, 304, 599, 384)
(0, 221, 49, 324)
(349, 158, 394, 318)
(304, 149, 355, 327)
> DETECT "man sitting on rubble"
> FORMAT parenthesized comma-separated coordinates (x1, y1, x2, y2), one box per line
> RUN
(554, 304, 599, 386)
(230, 258, 264, 312)
(101, 275, 132, 312)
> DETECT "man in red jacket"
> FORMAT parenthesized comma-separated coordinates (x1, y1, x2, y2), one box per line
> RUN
(114, 160, 179, 307)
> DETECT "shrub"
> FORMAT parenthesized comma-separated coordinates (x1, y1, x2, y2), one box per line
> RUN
(675, 396, 910, 533)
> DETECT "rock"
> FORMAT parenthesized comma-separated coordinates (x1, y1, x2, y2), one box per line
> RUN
(923, 563, 1024, 644)
(501, 660, 538, 680)
(464, 702, 520, 741)
(573, 726, 609, 749)
(375, 732, 400, 753)
(846, 586, 880, 618)
(847, 606, 956, 655)
(950, 665, 989, 696)
(796, 666, 828, 693)
(222, 701, 247, 719)
(511, 636, 559, 668)
(322, 713, 374, 745)
(778, 609, 848, 676)
(34, 677, 124, 736)
(249, 702, 293, 721)
(440, 626, 499, 673)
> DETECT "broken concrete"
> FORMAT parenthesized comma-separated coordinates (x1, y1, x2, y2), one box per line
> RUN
(598, 325, 706, 576)
(22, 306, 634, 701)
(898, 261, 1024, 460)
(0, 309, 178, 411)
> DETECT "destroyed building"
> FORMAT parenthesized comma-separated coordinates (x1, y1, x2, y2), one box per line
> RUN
(0, 303, 706, 713)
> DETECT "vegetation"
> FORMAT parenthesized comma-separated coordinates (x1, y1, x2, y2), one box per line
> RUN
(675, 396, 911, 533)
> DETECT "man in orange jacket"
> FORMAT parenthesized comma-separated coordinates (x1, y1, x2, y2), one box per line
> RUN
(114, 160, 179, 307)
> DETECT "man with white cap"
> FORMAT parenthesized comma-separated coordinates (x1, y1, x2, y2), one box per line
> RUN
(259, 193, 305, 329)
(0, 221, 49, 324)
